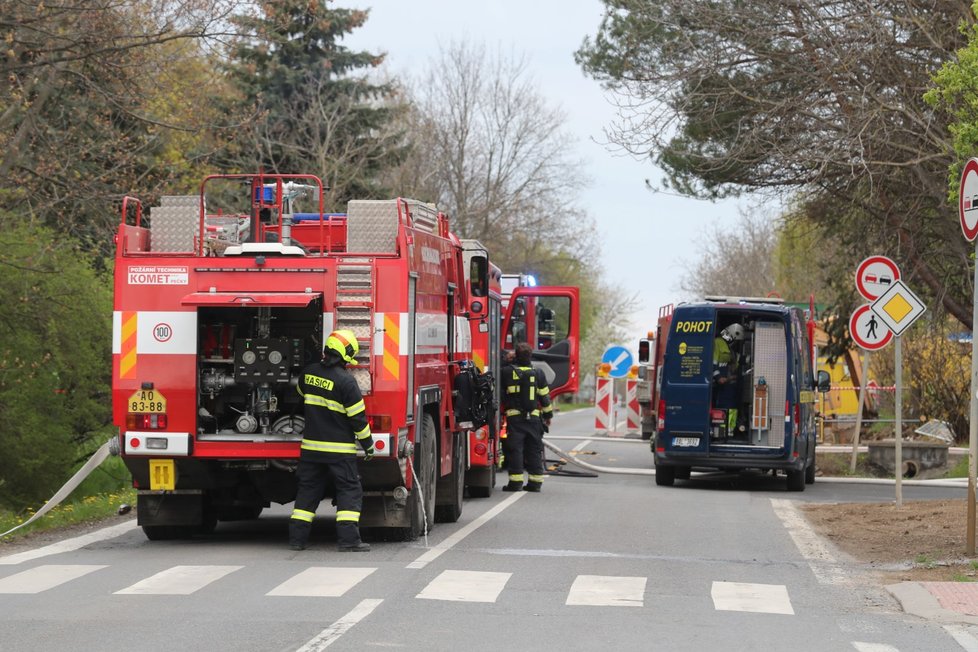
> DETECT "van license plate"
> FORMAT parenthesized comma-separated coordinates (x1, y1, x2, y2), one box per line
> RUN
(673, 437, 700, 447)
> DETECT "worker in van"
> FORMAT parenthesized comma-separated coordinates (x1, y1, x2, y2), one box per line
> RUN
(713, 323, 744, 435)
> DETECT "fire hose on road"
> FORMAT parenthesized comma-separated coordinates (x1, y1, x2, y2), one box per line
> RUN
(543, 437, 654, 477)
(0, 438, 120, 539)
(540, 435, 971, 487)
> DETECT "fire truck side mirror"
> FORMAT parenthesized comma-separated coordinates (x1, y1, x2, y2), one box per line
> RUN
(469, 255, 488, 298)
(638, 339, 651, 364)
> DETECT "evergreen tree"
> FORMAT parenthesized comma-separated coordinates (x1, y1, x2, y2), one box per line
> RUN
(224, 1, 403, 207)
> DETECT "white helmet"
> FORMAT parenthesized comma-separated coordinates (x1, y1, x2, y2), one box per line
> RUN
(720, 324, 744, 343)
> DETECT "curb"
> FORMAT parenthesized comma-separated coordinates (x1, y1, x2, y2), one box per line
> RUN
(887, 582, 978, 626)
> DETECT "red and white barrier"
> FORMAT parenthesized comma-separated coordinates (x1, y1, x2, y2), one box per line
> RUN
(625, 378, 640, 435)
(594, 376, 612, 434)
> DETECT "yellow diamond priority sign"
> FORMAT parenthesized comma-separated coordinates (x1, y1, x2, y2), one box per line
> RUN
(870, 279, 926, 336)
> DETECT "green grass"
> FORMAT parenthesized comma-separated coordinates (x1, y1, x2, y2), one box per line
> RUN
(953, 562, 978, 582)
(914, 553, 937, 569)
(1, 446, 135, 543)
(946, 455, 970, 478)
(815, 452, 876, 477)
(0, 488, 135, 542)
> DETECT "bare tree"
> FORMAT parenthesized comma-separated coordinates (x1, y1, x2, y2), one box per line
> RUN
(386, 41, 638, 358)
(679, 210, 779, 299)
(395, 42, 597, 269)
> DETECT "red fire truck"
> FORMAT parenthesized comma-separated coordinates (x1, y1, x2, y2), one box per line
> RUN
(112, 173, 579, 539)
(636, 304, 674, 440)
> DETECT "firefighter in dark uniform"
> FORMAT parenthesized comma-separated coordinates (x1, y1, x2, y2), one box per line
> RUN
(289, 329, 374, 552)
(502, 342, 553, 492)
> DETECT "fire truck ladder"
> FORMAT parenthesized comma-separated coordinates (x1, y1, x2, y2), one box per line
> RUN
(334, 260, 374, 394)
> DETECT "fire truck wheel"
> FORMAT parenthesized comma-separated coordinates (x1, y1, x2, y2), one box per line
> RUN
(654, 465, 675, 486)
(404, 414, 438, 540)
(786, 468, 806, 492)
(435, 434, 465, 523)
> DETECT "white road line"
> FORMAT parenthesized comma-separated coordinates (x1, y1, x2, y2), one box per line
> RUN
(566, 575, 646, 607)
(295, 598, 382, 651)
(416, 569, 511, 603)
(711, 581, 794, 615)
(571, 439, 592, 452)
(0, 564, 106, 594)
(114, 565, 241, 595)
(0, 520, 138, 565)
(770, 498, 849, 585)
(406, 491, 526, 569)
(852, 643, 900, 652)
(945, 624, 978, 652)
(267, 567, 376, 597)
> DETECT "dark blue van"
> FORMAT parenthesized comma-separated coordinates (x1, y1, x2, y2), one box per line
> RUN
(652, 297, 829, 491)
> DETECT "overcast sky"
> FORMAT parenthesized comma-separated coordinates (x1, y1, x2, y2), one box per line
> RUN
(344, 0, 748, 350)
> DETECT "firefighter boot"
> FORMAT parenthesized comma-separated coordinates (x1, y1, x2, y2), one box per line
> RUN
(338, 541, 371, 552)
(288, 519, 311, 551)
(502, 473, 524, 492)
(524, 481, 542, 493)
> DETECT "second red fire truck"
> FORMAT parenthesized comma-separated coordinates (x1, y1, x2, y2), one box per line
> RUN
(113, 173, 579, 539)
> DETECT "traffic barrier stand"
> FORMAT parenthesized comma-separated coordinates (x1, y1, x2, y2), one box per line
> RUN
(594, 376, 612, 434)
(625, 378, 640, 436)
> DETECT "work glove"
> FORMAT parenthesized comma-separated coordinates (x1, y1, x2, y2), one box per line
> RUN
(543, 419, 552, 433)
(363, 443, 375, 461)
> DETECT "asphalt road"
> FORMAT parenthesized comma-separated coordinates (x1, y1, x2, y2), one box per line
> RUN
(0, 407, 973, 651)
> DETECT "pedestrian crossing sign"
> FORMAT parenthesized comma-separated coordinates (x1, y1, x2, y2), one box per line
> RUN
(870, 280, 926, 336)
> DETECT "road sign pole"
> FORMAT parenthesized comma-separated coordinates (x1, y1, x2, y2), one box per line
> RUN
(969, 239, 978, 555)
(850, 352, 871, 474)
(894, 336, 903, 507)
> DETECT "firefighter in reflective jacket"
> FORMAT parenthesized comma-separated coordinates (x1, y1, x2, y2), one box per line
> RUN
(713, 323, 744, 435)
(502, 342, 553, 492)
(289, 329, 374, 552)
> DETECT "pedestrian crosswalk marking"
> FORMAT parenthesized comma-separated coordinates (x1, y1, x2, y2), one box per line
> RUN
(711, 581, 794, 615)
(267, 567, 376, 597)
(416, 569, 511, 603)
(114, 565, 242, 595)
(0, 563, 804, 616)
(852, 642, 900, 652)
(566, 574, 645, 607)
(0, 564, 106, 594)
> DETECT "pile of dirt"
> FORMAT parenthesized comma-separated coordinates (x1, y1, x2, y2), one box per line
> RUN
(801, 499, 978, 583)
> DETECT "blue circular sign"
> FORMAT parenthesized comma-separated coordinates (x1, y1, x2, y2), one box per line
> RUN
(601, 345, 634, 379)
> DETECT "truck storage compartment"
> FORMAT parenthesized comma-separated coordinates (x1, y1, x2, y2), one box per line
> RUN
(192, 301, 323, 441)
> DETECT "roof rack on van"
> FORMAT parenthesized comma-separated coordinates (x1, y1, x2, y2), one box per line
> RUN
(703, 295, 785, 305)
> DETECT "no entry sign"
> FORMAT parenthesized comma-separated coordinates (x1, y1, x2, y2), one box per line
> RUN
(960, 157, 978, 242)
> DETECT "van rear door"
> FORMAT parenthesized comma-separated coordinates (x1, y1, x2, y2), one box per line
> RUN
(660, 306, 715, 452)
